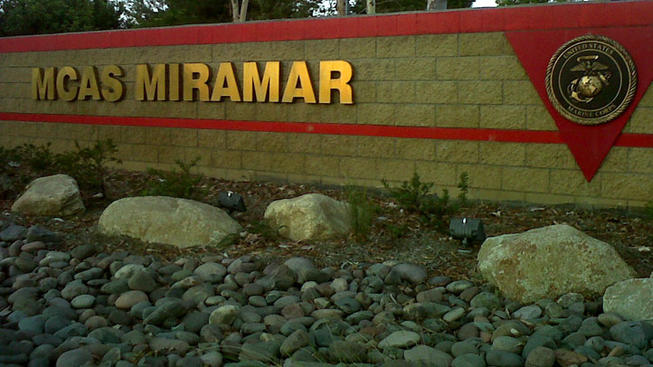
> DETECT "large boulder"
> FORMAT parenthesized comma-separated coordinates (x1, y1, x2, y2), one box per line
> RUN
(264, 193, 351, 242)
(98, 196, 242, 248)
(12, 174, 85, 216)
(477, 224, 635, 303)
(603, 278, 653, 321)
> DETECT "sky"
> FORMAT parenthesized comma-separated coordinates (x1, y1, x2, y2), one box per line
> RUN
(472, 0, 498, 8)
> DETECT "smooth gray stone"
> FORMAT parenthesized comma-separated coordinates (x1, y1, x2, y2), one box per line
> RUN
(56, 348, 93, 367)
(470, 292, 501, 310)
(485, 350, 523, 367)
(453, 353, 487, 367)
(0, 224, 26, 242)
(609, 321, 653, 349)
(524, 346, 555, 367)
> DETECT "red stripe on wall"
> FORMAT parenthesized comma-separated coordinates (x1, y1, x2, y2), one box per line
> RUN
(1, 2, 652, 53)
(2, 112, 652, 148)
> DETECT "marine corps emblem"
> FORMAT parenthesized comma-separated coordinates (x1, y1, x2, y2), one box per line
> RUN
(545, 35, 637, 125)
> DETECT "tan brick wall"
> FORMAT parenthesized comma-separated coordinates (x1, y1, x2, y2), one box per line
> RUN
(1, 31, 651, 208)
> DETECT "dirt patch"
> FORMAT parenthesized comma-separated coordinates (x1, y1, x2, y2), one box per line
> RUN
(2, 169, 652, 281)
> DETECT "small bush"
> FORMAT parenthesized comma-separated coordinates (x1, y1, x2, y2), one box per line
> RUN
(345, 186, 378, 242)
(0, 140, 121, 198)
(382, 171, 470, 229)
(141, 157, 205, 200)
(248, 220, 285, 241)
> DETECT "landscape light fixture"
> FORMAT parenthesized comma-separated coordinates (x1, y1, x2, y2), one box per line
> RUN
(218, 191, 247, 213)
(449, 217, 486, 246)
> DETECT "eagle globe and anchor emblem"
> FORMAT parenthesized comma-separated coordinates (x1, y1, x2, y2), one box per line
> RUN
(545, 35, 637, 125)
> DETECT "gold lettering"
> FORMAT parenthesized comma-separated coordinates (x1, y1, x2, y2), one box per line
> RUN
(136, 64, 166, 101)
(100, 65, 124, 102)
(282, 61, 316, 103)
(211, 62, 241, 102)
(56, 66, 79, 102)
(243, 61, 280, 102)
(319, 60, 353, 104)
(169, 63, 181, 101)
(78, 66, 102, 100)
(183, 63, 210, 101)
(32, 67, 56, 100)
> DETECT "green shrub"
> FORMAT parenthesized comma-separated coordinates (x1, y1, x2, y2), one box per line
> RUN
(382, 171, 469, 229)
(0, 139, 121, 198)
(141, 157, 205, 200)
(345, 186, 378, 242)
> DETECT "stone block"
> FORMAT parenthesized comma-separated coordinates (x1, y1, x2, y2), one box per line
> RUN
(624, 107, 653, 134)
(156, 145, 186, 164)
(256, 132, 288, 152)
(597, 147, 629, 172)
(525, 193, 574, 206)
(354, 59, 395, 81)
(354, 136, 395, 158)
(377, 36, 415, 58)
(340, 157, 377, 179)
(351, 80, 376, 103)
(458, 81, 502, 104)
(437, 141, 479, 163)
(305, 39, 339, 60)
(268, 40, 305, 60)
(378, 159, 417, 181)
(549, 170, 601, 196)
(169, 128, 197, 147)
(183, 147, 211, 166)
(414, 162, 457, 186)
(480, 105, 526, 129)
(526, 105, 557, 131)
(322, 135, 359, 156)
(436, 105, 479, 128)
(395, 58, 436, 80)
(339, 38, 376, 59)
(502, 167, 549, 193)
(357, 103, 395, 125)
(198, 130, 226, 149)
(286, 133, 323, 154)
(395, 104, 435, 127)
(305, 155, 340, 176)
(226, 131, 258, 151)
(197, 102, 227, 120)
(600, 172, 653, 200)
(415, 81, 457, 104)
(526, 144, 576, 169)
(456, 164, 501, 189)
(396, 138, 436, 160)
(479, 142, 525, 166)
(628, 148, 653, 173)
(436, 57, 479, 80)
(226, 103, 258, 121)
(377, 81, 415, 103)
(211, 150, 242, 169)
(458, 33, 511, 56)
(415, 34, 457, 57)
(480, 56, 527, 80)
(504, 80, 540, 105)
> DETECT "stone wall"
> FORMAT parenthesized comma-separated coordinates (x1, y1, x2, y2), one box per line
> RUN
(1, 2, 652, 207)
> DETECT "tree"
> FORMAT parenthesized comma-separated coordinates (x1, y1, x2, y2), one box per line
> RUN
(0, 0, 123, 36)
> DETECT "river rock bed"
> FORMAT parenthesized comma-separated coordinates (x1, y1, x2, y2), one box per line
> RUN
(1, 223, 652, 367)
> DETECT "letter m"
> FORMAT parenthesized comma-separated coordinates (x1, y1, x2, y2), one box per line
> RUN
(32, 67, 55, 100)
(136, 64, 166, 101)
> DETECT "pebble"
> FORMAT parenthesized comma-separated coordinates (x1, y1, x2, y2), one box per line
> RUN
(0, 223, 650, 367)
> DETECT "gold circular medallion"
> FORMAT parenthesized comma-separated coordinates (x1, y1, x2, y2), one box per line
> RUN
(545, 35, 637, 125)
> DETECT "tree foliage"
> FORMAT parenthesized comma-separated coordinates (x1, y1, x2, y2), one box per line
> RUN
(0, 0, 122, 36)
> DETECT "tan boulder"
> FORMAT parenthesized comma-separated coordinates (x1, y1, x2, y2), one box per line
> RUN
(264, 193, 351, 241)
(477, 224, 635, 303)
(98, 196, 242, 248)
(12, 174, 85, 216)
